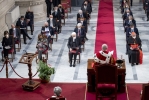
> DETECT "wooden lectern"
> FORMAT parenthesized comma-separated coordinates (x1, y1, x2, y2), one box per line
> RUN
(19, 53, 40, 91)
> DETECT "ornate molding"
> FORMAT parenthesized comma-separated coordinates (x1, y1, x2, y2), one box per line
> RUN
(15, 0, 44, 7)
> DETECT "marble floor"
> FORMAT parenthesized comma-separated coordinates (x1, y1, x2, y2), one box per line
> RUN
(0, 0, 149, 83)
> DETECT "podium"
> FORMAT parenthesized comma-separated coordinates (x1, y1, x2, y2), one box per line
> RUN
(19, 53, 40, 91)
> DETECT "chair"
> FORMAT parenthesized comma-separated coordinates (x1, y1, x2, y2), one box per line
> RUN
(35, 49, 48, 64)
(68, 51, 81, 64)
(141, 83, 149, 100)
(15, 40, 21, 52)
(1, 48, 15, 62)
(81, 41, 85, 51)
(95, 64, 118, 100)
(67, 0, 71, 13)
(62, 3, 68, 18)
(53, 32, 58, 42)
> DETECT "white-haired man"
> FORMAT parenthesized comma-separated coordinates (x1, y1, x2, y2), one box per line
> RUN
(74, 23, 85, 42)
(47, 86, 66, 100)
(77, 10, 87, 22)
(67, 32, 81, 67)
(94, 44, 115, 65)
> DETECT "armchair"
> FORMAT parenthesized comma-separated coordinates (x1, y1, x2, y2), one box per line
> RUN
(95, 63, 118, 100)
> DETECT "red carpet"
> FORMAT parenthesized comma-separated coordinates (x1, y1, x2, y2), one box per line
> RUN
(0, 79, 86, 100)
(127, 83, 142, 100)
(86, 92, 127, 100)
(95, 0, 117, 58)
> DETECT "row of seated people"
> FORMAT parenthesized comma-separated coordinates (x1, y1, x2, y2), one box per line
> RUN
(121, 0, 143, 66)
(67, 0, 92, 67)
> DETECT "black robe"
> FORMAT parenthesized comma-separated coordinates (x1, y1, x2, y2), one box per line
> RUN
(53, 0, 61, 7)
(128, 36, 142, 64)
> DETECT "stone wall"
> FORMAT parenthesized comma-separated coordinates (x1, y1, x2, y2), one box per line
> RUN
(0, 0, 15, 40)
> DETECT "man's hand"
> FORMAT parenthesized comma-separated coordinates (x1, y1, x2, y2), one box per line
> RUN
(57, 20, 59, 22)
(130, 47, 133, 50)
(70, 48, 72, 51)
(76, 47, 79, 50)
(51, 36, 54, 38)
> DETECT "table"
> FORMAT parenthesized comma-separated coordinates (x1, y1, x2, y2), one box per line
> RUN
(87, 59, 126, 93)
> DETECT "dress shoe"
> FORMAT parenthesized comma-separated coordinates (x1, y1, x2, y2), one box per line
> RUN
(70, 64, 72, 67)
(73, 64, 76, 67)
(24, 42, 27, 44)
(29, 37, 32, 40)
(0, 47, 2, 49)
(31, 32, 33, 35)
(147, 19, 149, 21)
(131, 63, 134, 66)
(136, 63, 138, 65)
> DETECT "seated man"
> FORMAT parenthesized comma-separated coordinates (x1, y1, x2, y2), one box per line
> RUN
(9, 24, 20, 54)
(58, 4, 65, 18)
(74, 23, 85, 42)
(47, 15, 58, 32)
(47, 86, 66, 100)
(81, 1, 91, 20)
(25, 7, 34, 35)
(94, 44, 115, 65)
(77, 10, 87, 22)
(123, 9, 133, 21)
(128, 32, 143, 66)
(67, 32, 81, 67)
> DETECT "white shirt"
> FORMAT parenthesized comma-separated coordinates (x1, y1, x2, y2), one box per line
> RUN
(45, 27, 51, 37)
(13, 28, 16, 37)
(50, 19, 53, 27)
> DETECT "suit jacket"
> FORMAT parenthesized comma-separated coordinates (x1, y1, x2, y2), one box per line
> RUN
(74, 27, 85, 38)
(81, 5, 91, 14)
(9, 28, 20, 41)
(124, 19, 136, 28)
(25, 11, 34, 23)
(52, 11, 61, 21)
(77, 20, 87, 32)
(52, 0, 61, 7)
(41, 26, 54, 36)
(17, 19, 27, 28)
(82, 1, 92, 12)
(77, 13, 87, 21)
(2, 37, 13, 49)
(126, 27, 139, 37)
(123, 12, 133, 20)
(67, 36, 81, 52)
(58, 8, 65, 16)
(47, 19, 57, 27)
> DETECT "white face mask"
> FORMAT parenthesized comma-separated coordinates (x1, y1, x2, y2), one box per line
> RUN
(131, 28, 134, 29)
(127, 13, 129, 14)
(132, 36, 136, 39)
(78, 27, 81, 29)
(73, 37, 76, 40)
(6, 35, 9, 38)
(50, 18, 53, 20)
(55, 10, 57, 12)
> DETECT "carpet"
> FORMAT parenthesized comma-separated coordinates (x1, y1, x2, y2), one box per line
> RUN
(0, 78, 86, 100)
(86, 92, 127, 100)
(95, 0, 117, 58)
(127, 83, 142, 100)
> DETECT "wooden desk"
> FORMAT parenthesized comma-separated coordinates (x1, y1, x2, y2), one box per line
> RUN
(87, 59, 126, 93)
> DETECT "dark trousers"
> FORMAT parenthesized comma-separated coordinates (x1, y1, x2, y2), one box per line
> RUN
(69, 53, 77, 65)
(47, 36, 52, 49)
(130, 0, 133, 6)
(20, 29, 30, 43)
(28, 21, 33, 33)
(3, 49, 9, 58)
(46, 3, 51, 17)
(147, 11, 149, 19)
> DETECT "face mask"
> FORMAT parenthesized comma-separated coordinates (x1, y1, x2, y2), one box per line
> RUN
(127, 13, 129, 14)
(50, 18, 53, 20)
(73, 37, 76, 40)
(131, 28, 134, 29)
(132, 36, 136, 39)
(55, 10, 57, 12)
(78, 27, 81, 29)
(6, 35, 9, 38)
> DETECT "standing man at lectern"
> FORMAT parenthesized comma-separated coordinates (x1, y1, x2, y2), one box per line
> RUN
(94, 44, 115, 65)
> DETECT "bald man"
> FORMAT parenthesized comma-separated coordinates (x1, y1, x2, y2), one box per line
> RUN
(41, 22, 54, 50)
(67, 32, 81, 67)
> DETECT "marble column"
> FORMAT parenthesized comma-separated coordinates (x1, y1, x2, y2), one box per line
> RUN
(0, 0, 15, 39)
(15, 0, 46, 22)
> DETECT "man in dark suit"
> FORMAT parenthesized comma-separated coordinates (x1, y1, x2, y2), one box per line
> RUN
(67, 32, 81, 67)
(9, 24, 20, 54)
(77, 17, 88, 40)
(123, 9, 133, 21)
(124, 15, 136, 32)
(41, 22, 54, 50)
(45, 0, 52, 17)
(82, 0, 92, 13)
(145, 0, 149, 21)
(77, 10, 87, 22)
(17, 16, 32, 44)
(25, 7, 34, 35)
(47, 15, 58, 32)
(52, 6, 61, 33)
(126, 24, 139, 54)
(81, 1, 91, 14)
(74, 23, 85, 42)
(58, 4, 65, 18)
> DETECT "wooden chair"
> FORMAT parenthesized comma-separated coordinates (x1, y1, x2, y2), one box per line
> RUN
(95, 64, 118, 100)
(53, 31, 58, 42)
(68, 51, 81, 64)
(141, 83, 149, 100)
(35, 49, 48, 64)
(66, 0, 71, 13)
(15, 40, 21, 52)
(81, 41, 85, 51)
(1, 48, 15, 62)
(62, 3, 68, 18)
(61, 7, 66, 25)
